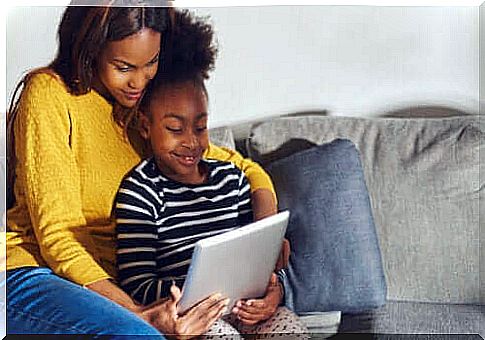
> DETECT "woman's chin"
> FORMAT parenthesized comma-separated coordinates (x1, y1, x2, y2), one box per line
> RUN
(117, 99, 138, 109)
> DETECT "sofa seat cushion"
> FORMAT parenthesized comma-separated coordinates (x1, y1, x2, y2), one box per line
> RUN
(338, 300, 485, 336)
(299, 311, 341, 338)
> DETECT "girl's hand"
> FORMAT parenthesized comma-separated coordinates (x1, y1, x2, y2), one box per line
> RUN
(232, 273, 283, 326)
(140, 284, 229, 340)
(275, 238, 290, 272)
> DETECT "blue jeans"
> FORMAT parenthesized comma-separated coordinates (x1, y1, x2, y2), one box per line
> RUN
(6, 267, 165, 339)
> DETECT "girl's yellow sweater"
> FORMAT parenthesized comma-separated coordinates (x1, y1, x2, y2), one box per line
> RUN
(6, 73, 274, 286)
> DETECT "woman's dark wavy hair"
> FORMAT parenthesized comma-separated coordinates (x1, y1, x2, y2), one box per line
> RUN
(139, 9, 218, 119)
(6, 2, 173, 209)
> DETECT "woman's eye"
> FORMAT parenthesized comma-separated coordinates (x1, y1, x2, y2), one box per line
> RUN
(196, 126, 207, 132)
(148, 58, 159, 65)
(116, 66, 131, 73)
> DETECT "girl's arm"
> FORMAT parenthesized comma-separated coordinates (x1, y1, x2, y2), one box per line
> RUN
(114, 177, 173, 305)
(204, 143, 277, 220)
(114, 180, 230, 337)
(251, 188, 278, 221)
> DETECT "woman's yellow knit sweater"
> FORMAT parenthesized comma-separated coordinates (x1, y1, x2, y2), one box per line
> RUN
(6, 73, 274, 286)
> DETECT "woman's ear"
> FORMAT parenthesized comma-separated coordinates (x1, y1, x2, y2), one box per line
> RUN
(139, 112, 151, 140)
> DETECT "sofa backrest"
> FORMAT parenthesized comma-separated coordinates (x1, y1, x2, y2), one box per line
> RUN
(209, 126, 237, 150)
(246, 115, 483, 304)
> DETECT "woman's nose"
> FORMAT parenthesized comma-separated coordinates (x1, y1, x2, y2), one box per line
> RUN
(128, 70, 151, 90)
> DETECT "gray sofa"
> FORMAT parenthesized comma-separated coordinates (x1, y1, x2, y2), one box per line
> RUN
(210, 112, 484, 338)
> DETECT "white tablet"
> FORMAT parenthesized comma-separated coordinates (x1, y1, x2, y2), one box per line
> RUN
(177, 210, 290, 315)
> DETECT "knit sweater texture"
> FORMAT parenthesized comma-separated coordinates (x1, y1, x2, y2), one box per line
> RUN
(6, 72, 274, 286)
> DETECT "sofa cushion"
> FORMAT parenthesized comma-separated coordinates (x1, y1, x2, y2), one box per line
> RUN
(248, 115, 483, 304)
(339, 300, 485, 336)
(299, 311, 341, 338)
(267, 139, 387, 313)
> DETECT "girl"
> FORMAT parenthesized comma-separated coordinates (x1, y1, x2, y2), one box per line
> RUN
(6, 3, 277, 338)
(114, 10, 308, 339)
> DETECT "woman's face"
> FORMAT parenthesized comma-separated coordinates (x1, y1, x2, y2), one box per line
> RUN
(94, 28, 161, 108)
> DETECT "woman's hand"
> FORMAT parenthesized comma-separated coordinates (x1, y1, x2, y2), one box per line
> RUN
(231, 273, 283, 326)
(140, 284, 229, 340)
(87, 279, 228, 339)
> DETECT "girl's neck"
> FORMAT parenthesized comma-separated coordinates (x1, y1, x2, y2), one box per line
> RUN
(157, 159, 209, 186)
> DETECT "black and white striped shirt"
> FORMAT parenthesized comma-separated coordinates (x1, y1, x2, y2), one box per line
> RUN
(114, 157, 253, 305)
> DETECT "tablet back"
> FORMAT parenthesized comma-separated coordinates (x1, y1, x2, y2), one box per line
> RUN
(177, 210, 289, 314)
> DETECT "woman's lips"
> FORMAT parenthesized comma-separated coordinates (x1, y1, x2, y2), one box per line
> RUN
(122, 91, 142, 101)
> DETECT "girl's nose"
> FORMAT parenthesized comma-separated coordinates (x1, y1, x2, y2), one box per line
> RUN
(182, 131, 199, 149)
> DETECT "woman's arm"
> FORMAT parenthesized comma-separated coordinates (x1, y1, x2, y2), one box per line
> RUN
(87, 279, 229, 339)
(15, 73, 110, 285)
(204, 143, 277, 220)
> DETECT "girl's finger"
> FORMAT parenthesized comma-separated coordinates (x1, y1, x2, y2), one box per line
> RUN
(233, 306, 266, 321)
(241, 299, 266, 308)
(238, 317, 260, 326)
(236, 302, 266, 315)
(270, 273, 278, 285)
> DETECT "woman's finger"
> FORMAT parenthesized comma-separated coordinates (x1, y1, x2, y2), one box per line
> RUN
(185, 295, 228, 320)
(178, 298, 228, 336)
(170, 282, 182, 304)
(193, 292, 225, 310)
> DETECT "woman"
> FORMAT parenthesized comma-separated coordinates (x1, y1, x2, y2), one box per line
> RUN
(6, 3, 277, 338)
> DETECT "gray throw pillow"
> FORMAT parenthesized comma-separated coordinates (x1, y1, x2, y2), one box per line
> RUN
(267, 139, 387, 313)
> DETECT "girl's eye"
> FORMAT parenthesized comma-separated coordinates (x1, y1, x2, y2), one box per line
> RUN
(196, 126, 207, 132)
(166, 127, 182, 133)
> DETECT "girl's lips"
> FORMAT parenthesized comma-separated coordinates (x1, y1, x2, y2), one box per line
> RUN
(173, 154, 199, 167)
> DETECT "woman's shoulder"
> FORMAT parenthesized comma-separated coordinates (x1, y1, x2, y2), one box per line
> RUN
(23, 69, 70, 98)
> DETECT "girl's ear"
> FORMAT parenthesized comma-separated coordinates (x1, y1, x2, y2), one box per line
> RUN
(139, 112, 151, 140)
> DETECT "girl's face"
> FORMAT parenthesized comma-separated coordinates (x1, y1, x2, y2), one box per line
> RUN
(94, 28, 161, 108)
(141, 82, 209, 185)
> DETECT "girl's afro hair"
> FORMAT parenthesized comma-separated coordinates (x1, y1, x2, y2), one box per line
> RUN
(158, 9, 218, 83)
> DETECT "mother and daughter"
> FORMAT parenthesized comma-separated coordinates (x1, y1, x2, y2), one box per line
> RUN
(6, 3, 307, 339)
